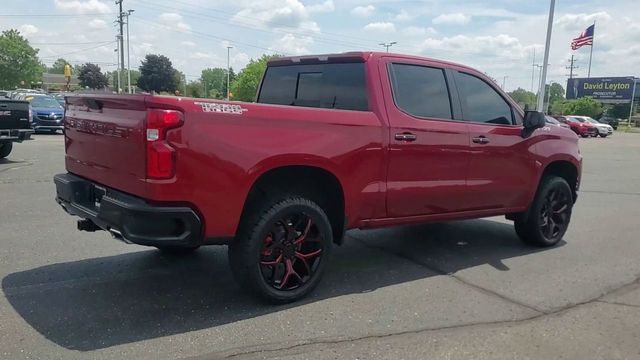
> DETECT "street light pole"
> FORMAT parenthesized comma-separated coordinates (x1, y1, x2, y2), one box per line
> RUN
(502, 76, 508, 90)
(114, 38, 121, 93)
(226, 46, 233, 101)
(125, 9, 134, 93)
(537, 0, 555, 113)
(379, 42, 397, 52)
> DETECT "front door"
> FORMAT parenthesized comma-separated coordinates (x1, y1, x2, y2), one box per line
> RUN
(454, 71, 538, 210)
(383, 60, 470, 217)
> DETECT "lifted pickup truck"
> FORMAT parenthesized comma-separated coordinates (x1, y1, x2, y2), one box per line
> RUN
(0, 99, 34, 159)
(54, 52, 582, 303)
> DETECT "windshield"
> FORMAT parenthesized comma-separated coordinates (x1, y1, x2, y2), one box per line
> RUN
(584, 117, 599, 124)
(570, 117, 588, 123)
(545, 116, 560, 124)
(28, 96, 63, 109)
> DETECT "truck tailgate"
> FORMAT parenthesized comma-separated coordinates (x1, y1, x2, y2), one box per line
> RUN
(0, 100, 30, 130)
(64, 95, 148, 197)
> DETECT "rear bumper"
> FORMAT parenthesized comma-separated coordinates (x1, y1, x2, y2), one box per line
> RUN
(0, 128, 34, 142)
(54, 173, 203, 247)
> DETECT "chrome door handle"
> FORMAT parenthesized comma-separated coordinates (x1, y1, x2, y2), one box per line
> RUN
(472, 136, 490, 144)
(395, 132, 417, 142)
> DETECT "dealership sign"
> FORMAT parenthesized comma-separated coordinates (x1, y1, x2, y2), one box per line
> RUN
(566, 77, 636, 103)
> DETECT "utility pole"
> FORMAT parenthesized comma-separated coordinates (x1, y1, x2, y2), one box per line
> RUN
(116, 1, 125, 92)
(379, 42, 397, 52)
(537, 0, 555, 113)
(566, 55, 578, 79)
(226, 46, 233, 101)
(502, 76, 508, 90)
(183, 75, 187, 96)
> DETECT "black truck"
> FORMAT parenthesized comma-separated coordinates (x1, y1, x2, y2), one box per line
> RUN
(0, 99, 34, 159)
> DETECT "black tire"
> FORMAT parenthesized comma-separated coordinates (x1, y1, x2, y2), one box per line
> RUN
(156, 245, 200, 255)
(580, 134, 589, 138)
(599, 134, 608, 138)
(49, 129, 58, 134)
(0, 142, 12, 159)
(515, 176, 573, 247)
(229, 197, 332, 304)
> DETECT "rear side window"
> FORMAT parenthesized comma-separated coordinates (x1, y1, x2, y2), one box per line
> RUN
(456, 72, 513, 125)
(389, 63, 452, 119)
(258, 63, 368, 111)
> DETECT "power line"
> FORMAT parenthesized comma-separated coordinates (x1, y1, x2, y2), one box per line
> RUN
(40, 41, 117, 59)
(0, 13, 112, 17)
(31, 41, 114, 45)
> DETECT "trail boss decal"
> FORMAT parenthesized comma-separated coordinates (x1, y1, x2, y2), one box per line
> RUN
(194, 102, 248, 115)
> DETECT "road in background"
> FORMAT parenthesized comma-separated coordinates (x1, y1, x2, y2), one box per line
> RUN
(1, 133, 639, 359)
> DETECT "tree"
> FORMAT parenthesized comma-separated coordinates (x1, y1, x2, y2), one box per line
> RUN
(78, 63, 108, 89)
(230, 55, 278, 101)
(48, 58, 70, 74)
(545, 82, 565, 105)
(186, 81, 203, 98)
(508, 88, 537, 109)
(0, 29, 44, 89)
(137, 54, 178, 93)
(201, 67, 236, 99)
(562, 97, 603, 119)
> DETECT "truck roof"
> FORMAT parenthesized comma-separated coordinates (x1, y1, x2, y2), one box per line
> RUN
(268, 51, 476, 73)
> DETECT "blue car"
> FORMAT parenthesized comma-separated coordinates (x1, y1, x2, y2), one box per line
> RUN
(27, 95, 65, 133)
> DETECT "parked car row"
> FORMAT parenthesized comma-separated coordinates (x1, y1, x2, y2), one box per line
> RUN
(551, 115, 613, 138)
(1, 89, 67, 134)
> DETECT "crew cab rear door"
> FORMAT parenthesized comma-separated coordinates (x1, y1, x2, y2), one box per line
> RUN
(381, 58, 470, 217)
(452, 70, 537, 210)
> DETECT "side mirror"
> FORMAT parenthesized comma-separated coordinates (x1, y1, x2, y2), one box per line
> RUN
(522, 111, 546, 137)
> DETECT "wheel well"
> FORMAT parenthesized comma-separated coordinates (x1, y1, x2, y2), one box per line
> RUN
(240, 166, 346, 244)
(542, 161, 579, 199)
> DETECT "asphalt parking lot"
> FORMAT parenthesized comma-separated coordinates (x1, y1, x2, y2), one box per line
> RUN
(1, 133, 639, 359)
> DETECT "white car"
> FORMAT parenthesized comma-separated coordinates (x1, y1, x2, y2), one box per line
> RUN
(571, 116, 613, 138)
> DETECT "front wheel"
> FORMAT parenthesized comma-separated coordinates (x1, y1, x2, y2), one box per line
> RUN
(229, 197, 332, 303)
(515, 176, 573, 247)
(0, 142, 13, 159)
(599, 133, 608, 138)
(580, 134, 589, 138)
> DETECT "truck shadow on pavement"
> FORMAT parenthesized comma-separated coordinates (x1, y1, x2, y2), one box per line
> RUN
(2, 219, 562, 351)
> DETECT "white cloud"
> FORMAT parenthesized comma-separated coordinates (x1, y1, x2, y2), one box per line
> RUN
(363, 22, 395, 32)
(393, 10, 412, 22)
(232, 0, 321, 33)
(18, 24, 39, 36)
(53, 0, 111, 14)
(158, 13, 191, 32)
(189, 52, 212, 60)
(181, 41, 197, 47)
(556, 11, 611, 31)
(420, 34, 526, 60)
(432, 13, 471, 25)
(351, 5, 375, 17)
(308, 0, 334, 13)
(87, 18, 107, 30)
(402, 26, 437, 37)
(269, 33, 313, 55)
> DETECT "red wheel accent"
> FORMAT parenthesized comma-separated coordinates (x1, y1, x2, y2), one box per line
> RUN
(259, 213, 324, 291)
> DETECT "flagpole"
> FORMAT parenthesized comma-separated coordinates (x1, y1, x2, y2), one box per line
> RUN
(588, 21, 595, 78)
(537, 0, 555, 113)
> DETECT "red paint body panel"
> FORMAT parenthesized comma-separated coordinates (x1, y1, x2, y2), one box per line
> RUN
(62, 52, 582, 241)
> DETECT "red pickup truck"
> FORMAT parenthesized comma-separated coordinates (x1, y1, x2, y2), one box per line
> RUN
(54, 52, 582, 303)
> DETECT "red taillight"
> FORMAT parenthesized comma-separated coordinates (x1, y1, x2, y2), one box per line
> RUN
(146, 109, 184, 179)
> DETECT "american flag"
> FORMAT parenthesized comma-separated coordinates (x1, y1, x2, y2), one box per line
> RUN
(571, 24, 595, 50)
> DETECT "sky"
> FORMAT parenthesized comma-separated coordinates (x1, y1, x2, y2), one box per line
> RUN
(1, 0, 639, 92)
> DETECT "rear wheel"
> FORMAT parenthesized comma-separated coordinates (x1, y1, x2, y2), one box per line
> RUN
(0, 142, 13, 159)
(229, 197, 332, 303)
(515, 176, 573, 247)
(580, 134, 589, 138)
(599, 133, 608, 138)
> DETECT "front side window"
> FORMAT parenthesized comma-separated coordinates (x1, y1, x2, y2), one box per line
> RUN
(388, 63, 452, 119)
(457, 72, 513, 125)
